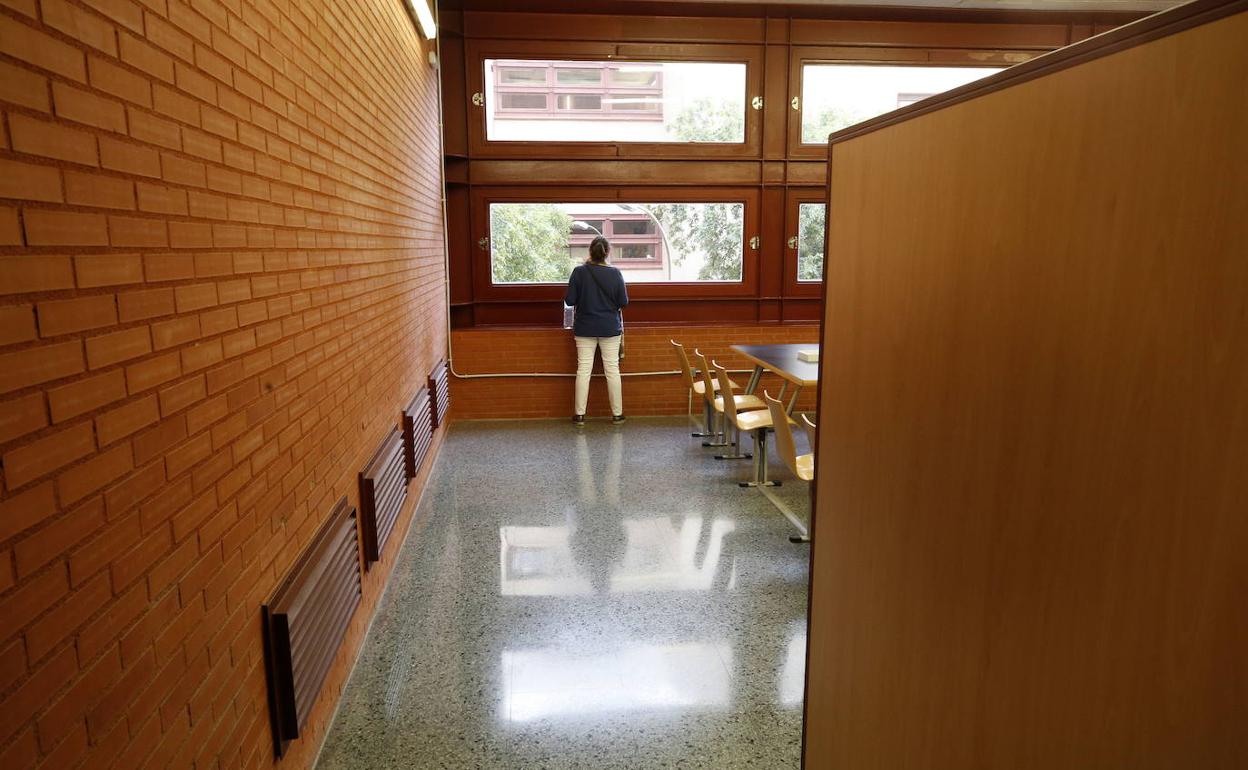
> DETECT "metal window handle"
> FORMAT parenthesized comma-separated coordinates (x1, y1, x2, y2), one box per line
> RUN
(787, 236, 799, 249)
(751, 96, 763, 110)
(790, 96, 801, 111)
(472, 92, 484, 107)
(749, 236, 760, 250)
(478, 237, 489, 251)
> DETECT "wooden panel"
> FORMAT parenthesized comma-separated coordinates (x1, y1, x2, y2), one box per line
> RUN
(463, 11, 766, 44)
(467, 160, 765, 186)
(440, 35, 469, 157)
(429, 359, 451, 428)
(791, 19, 1068, 48)
(807, 8, 1248, 770)
(262, 498, 362, 758)
(403, 387, 434, 480)
(358, 430, 408, 566)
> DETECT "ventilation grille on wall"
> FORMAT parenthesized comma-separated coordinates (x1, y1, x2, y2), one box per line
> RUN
(403, 387, 433, 481)
(359, 429, 408, 566)
(261, 498, 362, 758)
(429, 359, 450, 429)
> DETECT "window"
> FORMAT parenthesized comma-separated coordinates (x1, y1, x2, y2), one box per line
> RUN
(489, 202, 745, 284)
(486, 59, 747, 143)
(800, 64, 1002, 144)
(796, 203, 826, 282)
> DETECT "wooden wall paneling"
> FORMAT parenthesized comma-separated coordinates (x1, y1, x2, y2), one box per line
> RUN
(462, 11, 767, 44)
(447, 186, 473, 306)
(468, 160, 765, 186)
(760, 186, 786, 297)
(764, 43, 791, 159)
(441, 34, 470, 157)
(806, 7, 1248, 769)
(786, 161, 827, 186)
(790, 19, 1069, 48)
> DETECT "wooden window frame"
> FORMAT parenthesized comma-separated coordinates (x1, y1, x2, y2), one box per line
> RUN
(467, 40, 765, 159)
(471, 186, 762, 303)
(787, 46, 1035, 159)
(784, 188, 828, 298)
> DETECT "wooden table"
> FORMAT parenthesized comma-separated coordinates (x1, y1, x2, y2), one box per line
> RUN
(730, 343, 819, 542)
(731, 343, 819, 413)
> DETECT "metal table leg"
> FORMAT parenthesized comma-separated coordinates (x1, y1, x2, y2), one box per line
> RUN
(744, 364, 764, 395)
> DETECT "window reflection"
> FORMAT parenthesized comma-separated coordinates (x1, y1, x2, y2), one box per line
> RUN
(502, 642, 734, 722)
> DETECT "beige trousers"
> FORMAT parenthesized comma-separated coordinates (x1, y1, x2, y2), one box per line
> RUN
(574, 335, 622, 416)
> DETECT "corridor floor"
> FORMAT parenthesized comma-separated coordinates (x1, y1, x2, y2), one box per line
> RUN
(316, 417, 811, 769)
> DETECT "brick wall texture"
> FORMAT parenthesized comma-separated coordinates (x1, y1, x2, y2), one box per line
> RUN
(451, 324, 821, 420)
(0, 0, 447, 767)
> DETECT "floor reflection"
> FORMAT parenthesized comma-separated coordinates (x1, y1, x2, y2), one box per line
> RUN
(316, 418, 811, 769)
(502, 641, 734, 722)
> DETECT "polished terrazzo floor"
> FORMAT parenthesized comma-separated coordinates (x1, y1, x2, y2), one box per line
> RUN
(316, 417, 812, 770)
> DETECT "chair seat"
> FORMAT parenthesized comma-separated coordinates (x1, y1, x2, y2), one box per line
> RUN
(691, 376, 736, 395)
(795, 453, 814, 481)
(713, 394, 765, 413)
(735, 408, 795, 433)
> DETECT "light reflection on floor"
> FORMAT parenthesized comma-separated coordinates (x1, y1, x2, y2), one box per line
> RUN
(317, 418, 812, 769)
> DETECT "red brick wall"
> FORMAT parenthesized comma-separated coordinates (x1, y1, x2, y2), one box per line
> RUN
(451, 324, 820, 419)
(0, 0, 447, 768)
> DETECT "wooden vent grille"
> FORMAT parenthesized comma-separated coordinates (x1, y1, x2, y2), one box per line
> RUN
(261, 498, 362, 758)
(429, 359, 450, 429)
(359, 428, 408, 566)
(403, 387, 433, 481)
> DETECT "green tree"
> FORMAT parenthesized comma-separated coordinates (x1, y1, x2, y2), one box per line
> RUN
(797, 203, 826, 281)
(644, 99, 747, 281)
(801, 105, 864, 145)
(489, 204, 576, 284)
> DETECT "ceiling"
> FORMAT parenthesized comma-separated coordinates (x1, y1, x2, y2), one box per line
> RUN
(621, 0, 1179, 9)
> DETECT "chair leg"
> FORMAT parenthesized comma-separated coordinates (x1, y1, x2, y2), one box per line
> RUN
(690, 391, 715, 438)
(739, 428, 780, 487)
(702, 410, 730, 447)
(715, 420, 752, 461)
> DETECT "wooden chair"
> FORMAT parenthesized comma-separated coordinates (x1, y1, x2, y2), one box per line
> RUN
(713, 363, 786, 488)
(800, 414, 817, 459)
(671, 339, 736, 438)
(766, 392, 814, 483)
(693, 350, 764, 449)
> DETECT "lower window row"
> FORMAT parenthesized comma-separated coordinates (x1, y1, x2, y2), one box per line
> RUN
(488, 202, 827, 285)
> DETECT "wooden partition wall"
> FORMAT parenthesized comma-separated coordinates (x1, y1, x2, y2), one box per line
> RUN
(805, 2, 1248, 768)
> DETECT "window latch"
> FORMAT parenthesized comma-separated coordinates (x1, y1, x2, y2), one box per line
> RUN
(472, 92, 484, 107)
(787, 236, 799, 250)
(790, 96, 800, 111)
(749, 236, 760, 250)
(751, 96, 763, 111)
(478, 237, 490, 251)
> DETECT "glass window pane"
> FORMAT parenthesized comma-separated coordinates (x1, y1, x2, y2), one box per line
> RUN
(489, 202, 745, 284)
(800, 64, 1002, 144)
(617, 244, 657, 260)
(611, 66, 660, 87)
(797, 203, 825, 282)
(611, 220, 656, 236)
(498, 93, 547, 110)
(556, 68, 601, 85)
(556, 93, 603, 111)
(485, 59, 747, 143)
(499, 67, 546, 85)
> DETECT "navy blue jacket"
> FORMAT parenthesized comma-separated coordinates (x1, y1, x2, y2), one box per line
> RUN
(565, 263, 628, 338)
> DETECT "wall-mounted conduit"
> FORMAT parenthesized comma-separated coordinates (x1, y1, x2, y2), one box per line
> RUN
(262, 497, 362, 758)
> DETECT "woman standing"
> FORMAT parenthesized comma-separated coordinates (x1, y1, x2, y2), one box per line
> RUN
(565, 236, 628, 424)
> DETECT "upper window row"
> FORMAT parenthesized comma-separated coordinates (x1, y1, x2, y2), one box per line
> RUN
(482, 58, 1003, 147)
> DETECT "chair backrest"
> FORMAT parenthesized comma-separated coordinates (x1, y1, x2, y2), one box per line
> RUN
(765, 391, 801, 477)
(713, 361, 738, 422)
(801, 414, 817, 456)
(692, 350, 717, 405)
(671, 340, 696, 389)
